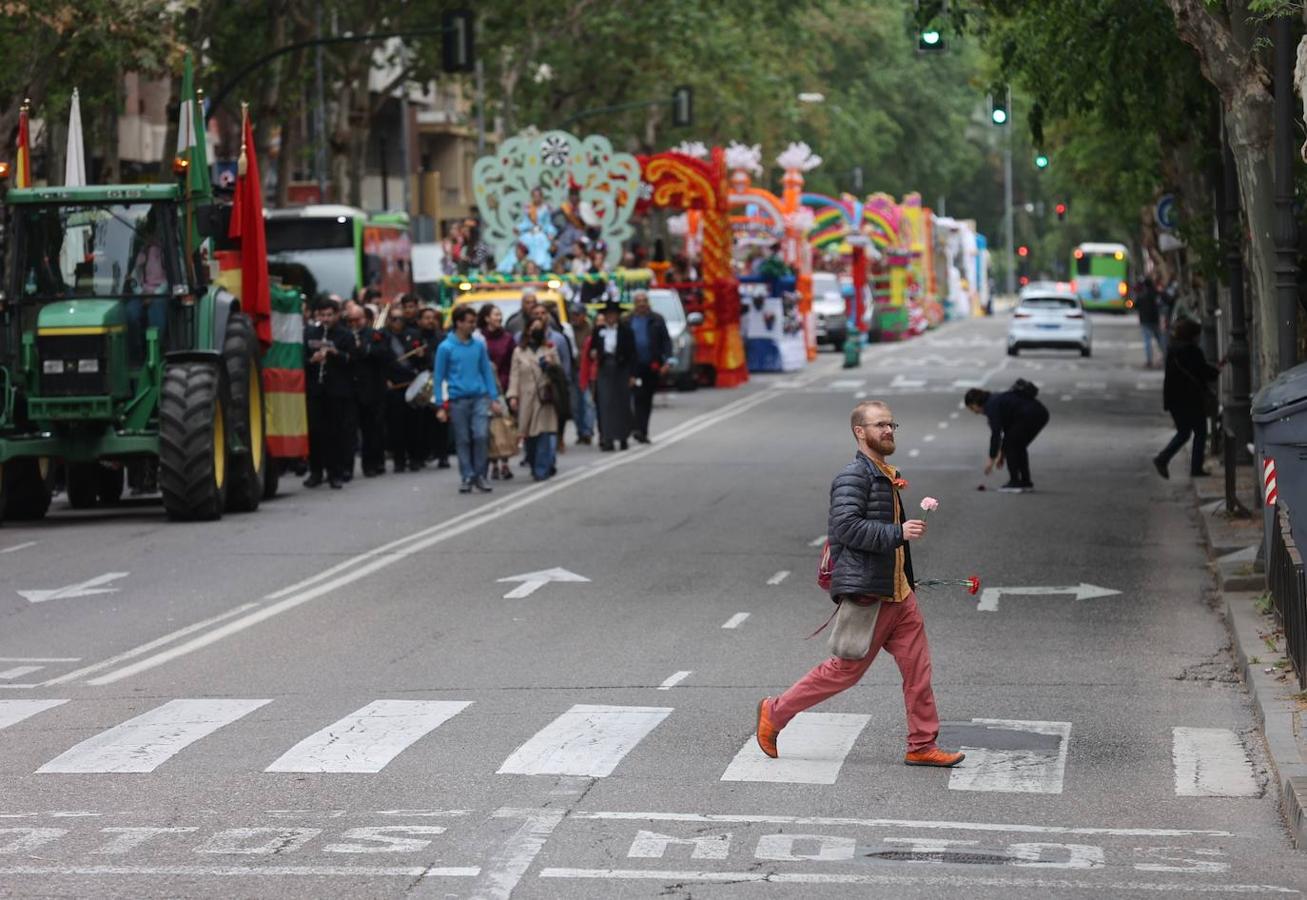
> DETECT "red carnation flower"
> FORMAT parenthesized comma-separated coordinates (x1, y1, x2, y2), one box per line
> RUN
(967, 576, 981, 595)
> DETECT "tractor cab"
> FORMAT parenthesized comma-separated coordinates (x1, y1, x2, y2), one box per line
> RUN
(4, 186, 194, 422)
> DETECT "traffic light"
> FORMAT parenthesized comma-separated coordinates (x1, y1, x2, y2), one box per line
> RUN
(915, 0, 948, 52)
(441, 10, 475, 73)
(671, 85, 693, 127)
(990, 93, 1008, 126)
(1055, 202, 1068, 221)
(1034, 153, 1049, 169)
(1017, 245, 1029, 257)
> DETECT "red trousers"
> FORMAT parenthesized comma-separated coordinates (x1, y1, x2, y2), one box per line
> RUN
(770, 592, 940, 753)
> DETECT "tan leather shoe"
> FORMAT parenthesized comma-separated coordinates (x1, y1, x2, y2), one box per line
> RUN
(904, 747, 966, 767)
(756, 698, 780, 759)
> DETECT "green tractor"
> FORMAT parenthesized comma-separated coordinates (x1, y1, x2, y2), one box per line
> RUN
(0, 181, 274, 523)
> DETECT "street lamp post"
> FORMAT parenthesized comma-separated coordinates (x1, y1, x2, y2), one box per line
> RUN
(1002, 86, 1015, 297)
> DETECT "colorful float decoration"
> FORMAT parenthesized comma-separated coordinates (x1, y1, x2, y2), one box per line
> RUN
(472, 129, 641, 271)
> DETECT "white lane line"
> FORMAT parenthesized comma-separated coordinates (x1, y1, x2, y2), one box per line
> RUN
(0, 866, 480, 878)
(937, 421, 949, 429)
(923, 434, 936, 443)
(829, 379, 865, 390)
(471, 808, 566, 900)
(949, 719, 1071, 794)
(0, 657, 80, 662)
(908, 449, 921, 458)
(0, 666, 44, 681)
(37, 699, 270, 774)
(86, 381, 799, 686)
(722, 712, 869, 784)
(0, 542, 37, 554)
(538, 869, 1298, 893)
(808, 535, 827, 547)
(497, 704, 672, 778)
(571, 811, 1234, 838)
(854, 391, 868, 399)
(1173, 727, 1259, 797)
(949, 412, 960, 419)
(721, 613, 750, 629)
(1060, 394, 1073, 402)
(265, 700, 472, 774)
(0, 699, 68, 731)
(42, 603, 260, 687)
(657, 671, 692, 691)
(766, 571, 790, 586)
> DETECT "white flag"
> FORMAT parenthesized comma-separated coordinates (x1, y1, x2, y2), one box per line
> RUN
(65, 88, 86, 187)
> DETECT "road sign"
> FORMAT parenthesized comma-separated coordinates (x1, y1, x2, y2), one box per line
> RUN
(976, 583, 1119, 612)
(1154, 193, 1178, 232)
(18, 572, 129, 604)
(497, 568, 590, 599)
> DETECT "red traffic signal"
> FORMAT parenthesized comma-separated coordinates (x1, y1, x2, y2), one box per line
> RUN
(1055, 202, 1068, 221)
(1017, 245, 1029, 257)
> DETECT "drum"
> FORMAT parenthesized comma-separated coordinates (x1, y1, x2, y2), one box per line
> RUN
(405, 370, 435, 408)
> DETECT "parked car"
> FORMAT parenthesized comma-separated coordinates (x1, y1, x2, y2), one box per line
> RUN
(646, 287, 703, 390)
(1007, 286, 1092, 357)
(811, 272, 848, 349)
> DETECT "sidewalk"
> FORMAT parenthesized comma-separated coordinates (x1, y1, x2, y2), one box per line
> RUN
(1194, 468, 1307, 847)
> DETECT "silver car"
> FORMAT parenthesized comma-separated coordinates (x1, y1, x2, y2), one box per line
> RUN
(1007, 287, 1092, 357)
(646, 288, 703, 389)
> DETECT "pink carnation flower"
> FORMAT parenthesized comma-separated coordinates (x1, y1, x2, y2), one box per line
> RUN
(920, 496, 940, 512)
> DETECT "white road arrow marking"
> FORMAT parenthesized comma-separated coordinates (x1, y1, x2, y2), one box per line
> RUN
(18, 573, 129, 604)
(977, 583, 1120, 612)
(497, 568, 590, 599)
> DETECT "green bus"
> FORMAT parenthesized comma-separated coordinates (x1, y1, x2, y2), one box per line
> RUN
(1070, 242, 1130, 312)
(264, 205, 412, 302)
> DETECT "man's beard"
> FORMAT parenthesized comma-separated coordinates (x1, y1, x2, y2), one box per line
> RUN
(869, 435, 895, 456)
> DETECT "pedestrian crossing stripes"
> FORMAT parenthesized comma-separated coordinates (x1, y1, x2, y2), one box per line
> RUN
(722, 713, 869, 784)
(497, 704, 672, 777)
(265, 700, 472, 774)
(1172, 727, 1259, 797)
(0, 699, 67, 732)
(37, 699, 270, 774)
(0, 699, 1264, 794)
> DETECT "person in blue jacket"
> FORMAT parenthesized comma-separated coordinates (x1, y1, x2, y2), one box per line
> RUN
(435, 305, 504, 494)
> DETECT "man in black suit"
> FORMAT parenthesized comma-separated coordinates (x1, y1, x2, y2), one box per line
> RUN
(627, 290, 673, 444)
(304, 297, 358, 489)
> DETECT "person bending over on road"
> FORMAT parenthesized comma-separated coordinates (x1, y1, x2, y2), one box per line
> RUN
(755, 400, 965, 769)
(964, 385, 1050, 493)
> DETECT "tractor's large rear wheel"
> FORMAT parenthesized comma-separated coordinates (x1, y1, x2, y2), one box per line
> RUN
(1, 458, 52, 521)
(159, 360, 229, 521)
(222, 313, 266, 513)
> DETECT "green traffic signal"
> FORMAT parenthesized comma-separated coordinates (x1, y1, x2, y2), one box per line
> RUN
(1035, 154, 1049, 169)
(991, 107, 1008, 125)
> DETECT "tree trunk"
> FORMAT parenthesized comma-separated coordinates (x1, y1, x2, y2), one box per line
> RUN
(1164, 0, 1278, 384)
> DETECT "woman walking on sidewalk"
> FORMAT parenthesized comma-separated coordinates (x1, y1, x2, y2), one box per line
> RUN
(754, 400, 965, 769)
(1154, 318, 1220, 479)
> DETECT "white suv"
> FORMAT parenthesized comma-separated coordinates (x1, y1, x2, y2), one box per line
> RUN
(1007, 288, 1092, 357)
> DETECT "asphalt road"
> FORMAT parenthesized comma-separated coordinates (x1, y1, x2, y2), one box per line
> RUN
(1, 312, 1305, 899)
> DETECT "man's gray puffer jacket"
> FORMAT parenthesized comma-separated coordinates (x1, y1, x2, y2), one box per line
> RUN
(826, 453, 916, 600)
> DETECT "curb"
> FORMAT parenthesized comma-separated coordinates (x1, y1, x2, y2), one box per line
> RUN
(1197, 488, 1307, 848)
(1221, 589, 1307, 847)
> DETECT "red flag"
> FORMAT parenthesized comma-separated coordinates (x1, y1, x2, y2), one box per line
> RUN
(15, 104, 31, 188)
(228, 105, 271, 347)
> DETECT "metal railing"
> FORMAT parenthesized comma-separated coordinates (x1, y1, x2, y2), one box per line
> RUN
(1268, 501, 1307, 688)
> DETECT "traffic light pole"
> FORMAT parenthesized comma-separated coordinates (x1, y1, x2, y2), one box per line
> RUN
(1003, 86, 1015, 297)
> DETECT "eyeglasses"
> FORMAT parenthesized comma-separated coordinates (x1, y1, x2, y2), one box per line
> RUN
(857, 421, 900, 432)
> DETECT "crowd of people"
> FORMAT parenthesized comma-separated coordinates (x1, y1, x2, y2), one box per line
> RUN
(301, 286, 674, 494)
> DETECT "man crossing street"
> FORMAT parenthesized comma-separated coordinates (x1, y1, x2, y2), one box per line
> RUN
(755, 400, 964, 768)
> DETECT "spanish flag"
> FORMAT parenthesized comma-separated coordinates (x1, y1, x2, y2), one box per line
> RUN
(15, 103, 31, 188)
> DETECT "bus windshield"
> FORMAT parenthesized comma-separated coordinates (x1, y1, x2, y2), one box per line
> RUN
(266, 216, 358, 299)
(16, 202, 182, 301)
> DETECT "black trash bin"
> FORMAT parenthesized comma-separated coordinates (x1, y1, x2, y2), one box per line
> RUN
(1251, 362, 1307, 561)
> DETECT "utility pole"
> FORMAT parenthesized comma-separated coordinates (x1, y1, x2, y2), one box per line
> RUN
(1003, 86, 1015, 297)
(1273, 13, 1298, 374)
(313, 6, 328, 200)
(475, 57, 486, 156)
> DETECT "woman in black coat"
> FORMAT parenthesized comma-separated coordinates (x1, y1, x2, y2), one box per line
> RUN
(1154, 317, 1220, 479)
